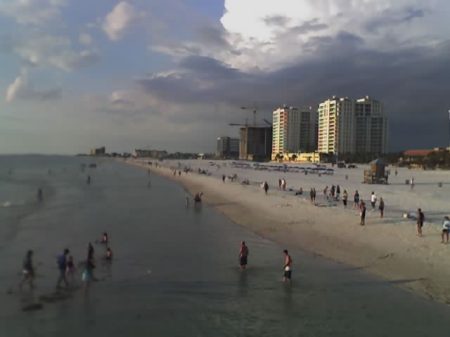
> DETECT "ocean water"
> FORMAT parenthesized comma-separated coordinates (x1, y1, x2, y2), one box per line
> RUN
(1, 155, 450, 337)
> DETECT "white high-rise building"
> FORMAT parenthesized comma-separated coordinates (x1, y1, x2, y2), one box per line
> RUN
(317, 97, 355, 155)
(272, 106, 315, 156)
(354, 96, 388, 154)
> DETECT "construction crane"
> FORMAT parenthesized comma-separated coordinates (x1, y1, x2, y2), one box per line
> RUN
(241, 106, 258, 126)
(228, 122, 269, 127)
(263, 118, 272, 126)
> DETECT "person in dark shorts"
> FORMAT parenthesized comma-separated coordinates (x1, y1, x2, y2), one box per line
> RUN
(360, 202, 366, 226)
(105, 247, 113, 261)
(19, 250, 35, 291)
(417, 208, 425, 237)
(101, 232, 109, 244)
(88, 242, 94, 259)
(56, 248, 70, 288)
(342, 190, 348, 207)
(441, 216, 450, 243)
(239, 241, 249, 270)
(263, 181, 269, 195)
(353, 190, 360, 209)
(283, 249, 292, 283)
(379, 198, 385, 218)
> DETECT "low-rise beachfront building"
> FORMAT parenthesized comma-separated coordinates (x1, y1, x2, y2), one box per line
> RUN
(272, 151, 321, 163)
(318, 96, 355, 155)
(90, 147, 106, 156)
(133, 149, 168, 158)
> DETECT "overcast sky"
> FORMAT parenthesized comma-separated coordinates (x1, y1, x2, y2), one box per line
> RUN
(0, 0, 449, 154)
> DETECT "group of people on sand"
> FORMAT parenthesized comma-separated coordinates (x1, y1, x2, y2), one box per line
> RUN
(19, 232, 113, 293)
(239, 241, 293, 283)
(415, 209, 450, 244)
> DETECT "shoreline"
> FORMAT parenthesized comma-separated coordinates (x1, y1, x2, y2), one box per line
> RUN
(125, 159, 450, 305)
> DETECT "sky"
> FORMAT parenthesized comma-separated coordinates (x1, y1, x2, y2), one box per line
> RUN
(0, 0, 449, 154)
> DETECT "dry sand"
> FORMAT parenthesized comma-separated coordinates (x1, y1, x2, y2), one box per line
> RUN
(127, 158, 450, 304)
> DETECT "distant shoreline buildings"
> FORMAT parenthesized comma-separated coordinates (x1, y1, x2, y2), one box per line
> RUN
(219, 95, 389, 163)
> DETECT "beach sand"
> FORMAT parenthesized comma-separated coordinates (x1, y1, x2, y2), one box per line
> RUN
(127, 158, 450, 305)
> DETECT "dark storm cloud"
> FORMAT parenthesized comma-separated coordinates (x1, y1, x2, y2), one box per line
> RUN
(196, 24, 232, 49)
(290, 19, 328, 35)
(365, 7, 428, 33)
(179, 55, 240, 79)
(137, 33, 450, 150)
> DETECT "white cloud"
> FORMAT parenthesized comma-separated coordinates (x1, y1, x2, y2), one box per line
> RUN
(102, 2, 140, 41)
(220, 0, 449, 70)
(79, 33, 93, 46)
(5, 70, 61, 103)
(0, 0, 66, 26)
(11, 33, 99, 71)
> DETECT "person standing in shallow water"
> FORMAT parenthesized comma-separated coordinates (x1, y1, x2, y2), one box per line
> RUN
(56, 249, 70, 289)
(239, 241, 249, 270)
(283, 249, 292, 283)
(37, 188, 43, 202)
(19, 250, 35, 291)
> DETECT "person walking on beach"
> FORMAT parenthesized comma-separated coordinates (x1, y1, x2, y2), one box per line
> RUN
(441, 216, 450, 244)
(263, 181, 269, 195)
(353, 190, 360, 208)
(330, 185, 335, 199)
(278, 179, 282, 190)
(379, 198, 385, 218)
(283, 249, 292, 283)
(370, 192, 377, 210)
(239, 241, 249, 270)
(222, 174, 226, 183)
(312, 188, 316, 203)
(309, 188, 314, 203)
(323, 186, 328, 200)
(360, 202, 366, 226)
(342, 190, 348, 208)
(19, 250, 35, 291)
(282, 178, 286, 191)
(417, 208, 425, 237)
(410, 177, 415, 190)
(56, 249, 70, 288)
(336, 185, 341, 200)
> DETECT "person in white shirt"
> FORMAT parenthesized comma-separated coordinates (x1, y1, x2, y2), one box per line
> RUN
(441, 216, 450, 243)
(370, 192, 377, 209)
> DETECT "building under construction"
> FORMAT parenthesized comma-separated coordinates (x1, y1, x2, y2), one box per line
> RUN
(239, 126, 272, 161)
